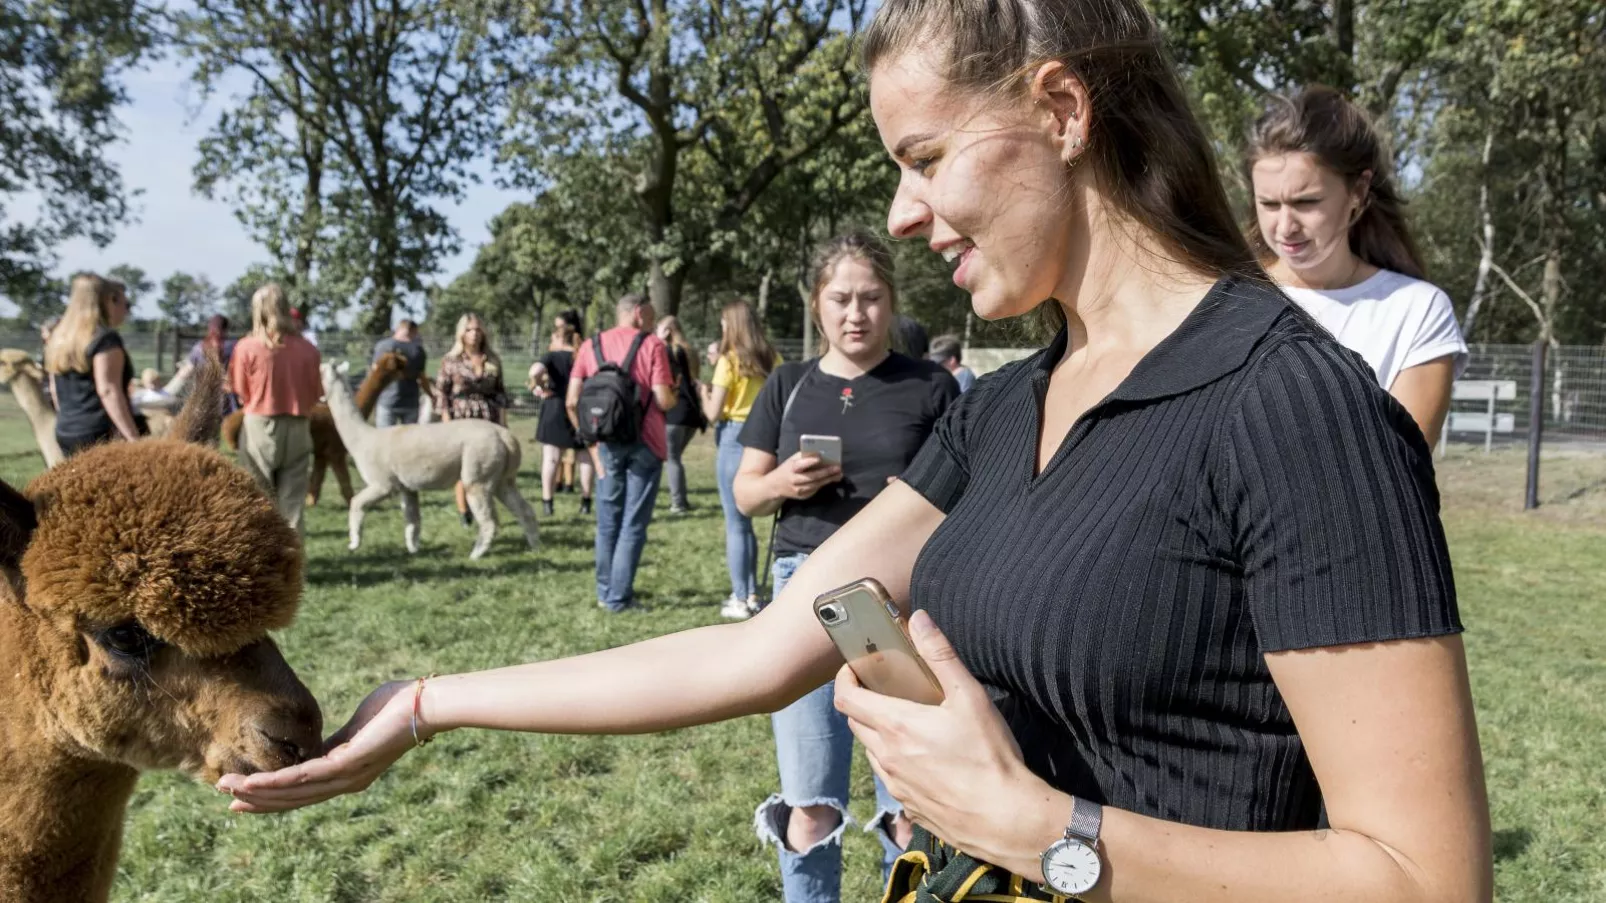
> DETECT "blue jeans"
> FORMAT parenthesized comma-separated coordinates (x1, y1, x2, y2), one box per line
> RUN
(715, 420, 757, 600)
(593, 441, 662, 611)
(754, 553, 906, 903)
(375, 405, 418, 427)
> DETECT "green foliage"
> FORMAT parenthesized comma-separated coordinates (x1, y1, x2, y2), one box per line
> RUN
(0, 0, 154, 297)
(220, 262, 289, 326)
(157, 271, 219, 328)
(107, 263, 154, 310)
(175, 0, 509, 331)
(500, 0, 872, 317)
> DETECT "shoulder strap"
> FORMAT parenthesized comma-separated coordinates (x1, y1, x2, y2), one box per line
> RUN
(778, 359, 819, 433)
(620, 331, 648, 373)
(591, 335, 607, 369)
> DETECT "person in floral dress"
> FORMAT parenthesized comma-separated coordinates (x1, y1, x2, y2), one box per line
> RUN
(434, 312, 510, 526)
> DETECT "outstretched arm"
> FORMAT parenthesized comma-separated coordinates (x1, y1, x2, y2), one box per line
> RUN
(218, 481, 946, 812)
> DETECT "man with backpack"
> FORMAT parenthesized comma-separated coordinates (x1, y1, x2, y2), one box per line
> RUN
(567, 293, 676, 613)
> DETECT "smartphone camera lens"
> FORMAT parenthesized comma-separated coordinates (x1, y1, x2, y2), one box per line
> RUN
(819, 603, 845, 625)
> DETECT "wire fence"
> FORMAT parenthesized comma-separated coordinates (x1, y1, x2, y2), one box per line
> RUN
(3, 333, 1603, 449)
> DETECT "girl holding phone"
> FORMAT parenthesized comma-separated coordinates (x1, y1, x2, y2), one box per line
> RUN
(729, 231, 958, 902)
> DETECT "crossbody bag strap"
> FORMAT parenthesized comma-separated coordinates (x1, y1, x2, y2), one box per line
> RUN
(758, 358, 820, 603)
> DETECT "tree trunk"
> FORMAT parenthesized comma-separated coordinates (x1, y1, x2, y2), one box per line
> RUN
(364, 215, 400, 335)
(1463, 129, 1496, 342)
(1332, 0, 1354, 61)
(799, 279, 814, 360)
(757, 268, 773, 319)
(648, 257, 687, 317)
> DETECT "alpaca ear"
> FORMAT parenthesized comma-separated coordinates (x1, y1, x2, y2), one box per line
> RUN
(167, 351, 226, 445)
(0, 478, 36, 596)
(336, 360, 351, 376)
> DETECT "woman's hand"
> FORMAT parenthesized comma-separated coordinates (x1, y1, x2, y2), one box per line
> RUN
(215, 680, 426, 813)
(835, 611, 1062, 877)
(765, 451, 842, 502)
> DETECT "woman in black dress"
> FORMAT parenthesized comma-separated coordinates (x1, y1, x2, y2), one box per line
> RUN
(528, 314, 592, 516)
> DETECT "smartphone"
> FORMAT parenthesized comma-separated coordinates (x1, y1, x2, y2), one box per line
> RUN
(813, 578, 944, 705)
(798, 434, 843, 466)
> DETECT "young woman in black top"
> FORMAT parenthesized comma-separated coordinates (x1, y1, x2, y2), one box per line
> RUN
(223, 3, 1490, 902)
(44, 272, 147, 456)
(529, 315, 593, 516)
(732, 232, 957, 901)
(655, 315, 706, 514)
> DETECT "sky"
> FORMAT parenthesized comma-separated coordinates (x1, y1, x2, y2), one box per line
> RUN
(1, 56, 512, 325)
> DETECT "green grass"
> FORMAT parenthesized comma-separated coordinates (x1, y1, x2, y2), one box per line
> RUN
(0, 408, 1602, 901)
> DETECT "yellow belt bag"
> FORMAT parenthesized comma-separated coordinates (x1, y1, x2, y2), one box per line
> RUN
(881, 826, 1077, 903)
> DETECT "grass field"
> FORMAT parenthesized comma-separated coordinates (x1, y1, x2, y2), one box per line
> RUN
(0, 407, 1602, 902)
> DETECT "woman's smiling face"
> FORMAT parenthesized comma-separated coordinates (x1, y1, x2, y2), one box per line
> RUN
(871, 48, 1083, 321)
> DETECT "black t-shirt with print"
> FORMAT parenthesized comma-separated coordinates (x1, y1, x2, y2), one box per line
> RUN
(740, 351, 959, 556)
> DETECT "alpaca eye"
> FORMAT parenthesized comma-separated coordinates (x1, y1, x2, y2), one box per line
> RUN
(99, 623, 161, 659)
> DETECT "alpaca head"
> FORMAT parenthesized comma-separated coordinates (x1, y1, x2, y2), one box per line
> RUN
(0, 348, 43, 386)
(320, 361, 350, 401)
(0, 361, 322, 782)
(372, 350, 408, 378)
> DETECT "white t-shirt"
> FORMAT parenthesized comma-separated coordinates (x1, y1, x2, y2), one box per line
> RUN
(1278, 268, 1469, 391)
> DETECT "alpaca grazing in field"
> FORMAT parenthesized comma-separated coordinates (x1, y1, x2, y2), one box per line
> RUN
(222, 350, 411, 506)
(0, 362, 322, 903)
(322, 362, 539, 559)
(0, 349, 64, 469)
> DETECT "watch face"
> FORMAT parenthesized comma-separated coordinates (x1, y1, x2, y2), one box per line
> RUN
(1042, 838, 1101, 896)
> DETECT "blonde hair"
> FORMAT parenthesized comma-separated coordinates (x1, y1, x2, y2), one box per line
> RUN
(250, 283, 298, 348)
(718, 300, 779, 381)
(45, 273, 126, 374)
(448, 313, 501, 373)
(657, 315, 699, 382)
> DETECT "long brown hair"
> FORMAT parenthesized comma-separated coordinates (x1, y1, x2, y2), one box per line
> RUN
(807, 231, 899, 350)
(718, 299, 779, 380)
(45, 273, 126, 374)
(1246, 86, 1425, 279)
(657, 315, 700, 382)
(862, 0, 1264, 332)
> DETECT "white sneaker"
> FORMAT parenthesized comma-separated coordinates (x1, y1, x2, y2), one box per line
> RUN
(720, 597, 752, 620)
(746, 596, 764, 616)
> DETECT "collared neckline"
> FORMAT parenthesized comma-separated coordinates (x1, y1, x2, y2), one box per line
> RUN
(1030, 275, 1290, 403)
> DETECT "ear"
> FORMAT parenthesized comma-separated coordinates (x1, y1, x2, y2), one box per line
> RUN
(0, 478, 37, 596)
(1028, 61, 1092, 167)
(166, 350, 225, 445)
(336, 360, 351, 376)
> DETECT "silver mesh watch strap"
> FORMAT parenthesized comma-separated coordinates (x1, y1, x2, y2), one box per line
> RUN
(1066, 796, 1103, 844)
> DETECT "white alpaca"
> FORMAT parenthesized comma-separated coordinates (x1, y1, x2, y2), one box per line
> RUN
(321, 362, 538, 559)
(0, 349, 64, 469)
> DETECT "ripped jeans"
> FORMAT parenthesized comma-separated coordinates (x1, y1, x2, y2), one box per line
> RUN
(754, 552, 906, 903)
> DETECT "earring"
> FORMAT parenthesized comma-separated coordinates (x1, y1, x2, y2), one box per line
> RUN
(1070, 135, 1083, 150)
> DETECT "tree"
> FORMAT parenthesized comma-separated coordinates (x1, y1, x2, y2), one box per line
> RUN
(175, 0, 508, 331)
(221, 263, 289, 326)
(106, 264, 154, 313)
(158, 272, 219, 328)
(503, 0, 871, 317)
(0, 1, 154, 298)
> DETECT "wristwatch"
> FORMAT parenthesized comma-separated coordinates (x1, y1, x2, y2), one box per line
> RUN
(1040, 796, 1103, 898)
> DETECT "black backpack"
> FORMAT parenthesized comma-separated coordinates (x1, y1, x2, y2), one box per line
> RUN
(576, 332, 649, 445)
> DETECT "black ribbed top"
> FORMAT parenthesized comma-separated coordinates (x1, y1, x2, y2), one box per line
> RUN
(901, 276, 1460, 832)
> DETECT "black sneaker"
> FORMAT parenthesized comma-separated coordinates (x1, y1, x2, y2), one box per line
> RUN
(542, 499, 555, 517)
(579, 497, 593, 516)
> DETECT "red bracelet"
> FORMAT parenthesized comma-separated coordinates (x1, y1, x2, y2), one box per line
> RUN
(411, 674, 437, 748)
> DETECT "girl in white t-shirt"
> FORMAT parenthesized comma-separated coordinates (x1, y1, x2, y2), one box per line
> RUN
(1248, 87, 1467, 446)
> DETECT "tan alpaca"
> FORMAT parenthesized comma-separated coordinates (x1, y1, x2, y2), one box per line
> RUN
(221, 350, 411, 506)
(321, 362, 540, 559)
(0, 349, 65, 468)
(0, 362, 322, 903)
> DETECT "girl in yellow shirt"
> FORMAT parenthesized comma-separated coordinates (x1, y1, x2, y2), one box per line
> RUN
(702, 299, 783, 619)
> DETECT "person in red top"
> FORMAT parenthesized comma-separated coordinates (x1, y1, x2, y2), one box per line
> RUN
(228, 282, 323, 532)
(566, 293, 675, 612)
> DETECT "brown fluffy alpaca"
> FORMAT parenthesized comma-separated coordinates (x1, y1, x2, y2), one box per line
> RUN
(221, 350, 411, 506)
(0, 362, 322, 903)
(0, 349, 64, 469)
